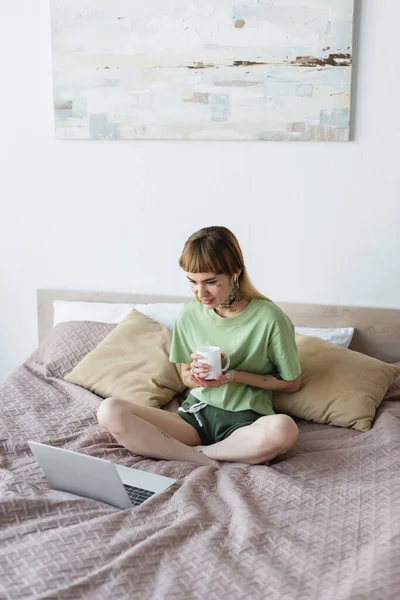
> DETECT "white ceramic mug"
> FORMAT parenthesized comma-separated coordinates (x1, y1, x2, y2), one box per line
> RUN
(197, 346, 231, 380)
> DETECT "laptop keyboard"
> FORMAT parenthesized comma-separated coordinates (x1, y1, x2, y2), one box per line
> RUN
(123, 484, 155, 506)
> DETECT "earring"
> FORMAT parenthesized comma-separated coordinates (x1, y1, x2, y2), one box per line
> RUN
(234, 276, 240, 290)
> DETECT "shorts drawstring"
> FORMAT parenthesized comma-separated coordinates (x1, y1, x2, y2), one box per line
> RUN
(178, 401, 207, 428)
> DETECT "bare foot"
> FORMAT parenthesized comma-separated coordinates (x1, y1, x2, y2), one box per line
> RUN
(196, 445, 269, 467)
(193, 446, 219, 468)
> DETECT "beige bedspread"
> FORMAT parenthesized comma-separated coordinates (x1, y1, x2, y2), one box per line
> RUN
(1, 324, 400, 600)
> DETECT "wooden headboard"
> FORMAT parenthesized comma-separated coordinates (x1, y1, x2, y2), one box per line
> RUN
(37, 289, 400, 363)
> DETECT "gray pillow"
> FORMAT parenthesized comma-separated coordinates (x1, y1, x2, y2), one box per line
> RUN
(31, 321, 116, 379)
(384, 362, 400, 400)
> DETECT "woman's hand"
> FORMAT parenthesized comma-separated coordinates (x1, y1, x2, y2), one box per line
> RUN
(190, 353, 211, 380)
(190, 353, 236, 388)
(191, 371, 235, 388)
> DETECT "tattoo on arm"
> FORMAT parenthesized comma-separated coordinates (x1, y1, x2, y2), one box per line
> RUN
(157, 427, 173, 440)
(182, 366, 193, 385)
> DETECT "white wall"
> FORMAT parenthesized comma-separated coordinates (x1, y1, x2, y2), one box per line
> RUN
(1, 1, 399, 381)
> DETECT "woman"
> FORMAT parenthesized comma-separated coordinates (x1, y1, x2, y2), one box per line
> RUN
(97, 226, 301, 467)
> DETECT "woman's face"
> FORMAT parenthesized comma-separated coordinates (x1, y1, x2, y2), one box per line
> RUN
(185, 271, 234, 309)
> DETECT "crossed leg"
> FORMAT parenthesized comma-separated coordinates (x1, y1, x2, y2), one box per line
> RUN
(97, 398, 298, 467)
(196, 414, 299, 463)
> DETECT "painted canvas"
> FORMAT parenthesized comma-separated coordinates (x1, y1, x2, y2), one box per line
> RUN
(51, 0, 355, 141)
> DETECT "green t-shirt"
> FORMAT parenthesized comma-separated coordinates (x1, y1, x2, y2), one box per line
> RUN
(169, 299, 301, 415)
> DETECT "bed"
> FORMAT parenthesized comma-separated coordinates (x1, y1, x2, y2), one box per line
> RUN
(1, 289, 400, 600)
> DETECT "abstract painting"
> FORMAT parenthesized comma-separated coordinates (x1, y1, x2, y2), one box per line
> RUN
(51, 0, 355, 141)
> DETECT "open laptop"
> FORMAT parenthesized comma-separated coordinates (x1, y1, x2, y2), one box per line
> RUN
(28, 441, 176, 509)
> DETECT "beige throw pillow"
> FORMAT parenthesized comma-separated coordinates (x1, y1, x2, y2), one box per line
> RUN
(273, 335, 400, 432)
(64, 310, 185, 408)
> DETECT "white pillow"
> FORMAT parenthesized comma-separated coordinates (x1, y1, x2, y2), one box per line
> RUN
(53, 301, 185, 331)
(53, 301, 354, 347)
(295, 327, 354, 348)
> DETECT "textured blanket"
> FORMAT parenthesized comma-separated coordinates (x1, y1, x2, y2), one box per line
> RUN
(1, 323, 400, 600)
